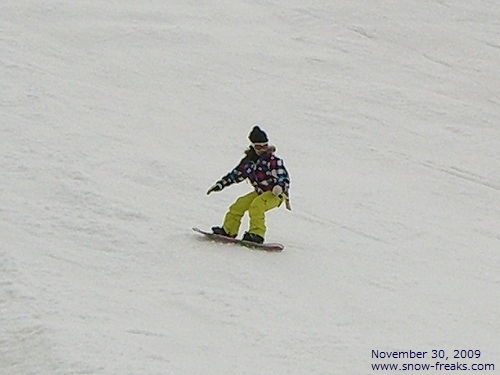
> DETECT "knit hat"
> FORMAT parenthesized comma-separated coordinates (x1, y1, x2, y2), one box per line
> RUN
(248, 125, 269, 144)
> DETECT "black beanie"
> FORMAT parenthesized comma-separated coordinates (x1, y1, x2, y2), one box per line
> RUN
(248, 125, 268, 143)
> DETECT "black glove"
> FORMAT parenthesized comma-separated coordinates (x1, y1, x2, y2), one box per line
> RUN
(206, 182, 223, 195)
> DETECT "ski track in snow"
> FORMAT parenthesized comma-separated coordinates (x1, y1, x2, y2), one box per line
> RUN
(1, 0, 500, 374)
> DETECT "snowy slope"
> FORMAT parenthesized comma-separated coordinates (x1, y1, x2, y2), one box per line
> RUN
(1, 0, 500, 374)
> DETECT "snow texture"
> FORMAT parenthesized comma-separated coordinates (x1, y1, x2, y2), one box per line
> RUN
(1, 0, 499, 374)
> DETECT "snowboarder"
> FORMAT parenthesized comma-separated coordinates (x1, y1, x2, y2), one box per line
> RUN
(206, 125, 291, 243)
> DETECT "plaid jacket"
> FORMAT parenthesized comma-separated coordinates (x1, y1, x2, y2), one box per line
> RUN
(216, 148, 290, 197)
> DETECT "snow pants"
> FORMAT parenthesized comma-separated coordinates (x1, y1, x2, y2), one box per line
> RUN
(222, 191, 283, 238)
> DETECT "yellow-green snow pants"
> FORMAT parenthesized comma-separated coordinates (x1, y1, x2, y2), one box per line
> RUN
(222, 191, 283, 238)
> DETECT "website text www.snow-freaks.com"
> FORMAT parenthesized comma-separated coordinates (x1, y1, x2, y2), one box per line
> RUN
(371, 362, 495, 371)
(371, 350, 495, 371)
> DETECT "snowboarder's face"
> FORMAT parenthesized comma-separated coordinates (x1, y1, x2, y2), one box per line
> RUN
(253, 143, 268, 156)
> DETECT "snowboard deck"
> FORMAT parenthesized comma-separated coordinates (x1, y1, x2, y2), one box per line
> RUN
(192, 227, 284, 252)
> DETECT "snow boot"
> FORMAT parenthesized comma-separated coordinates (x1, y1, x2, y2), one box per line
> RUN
(211, 226, 235, 238)
(242, 231, 264, 244)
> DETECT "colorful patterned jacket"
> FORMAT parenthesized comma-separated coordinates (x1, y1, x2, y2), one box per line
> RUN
(216, 146, 290, 197)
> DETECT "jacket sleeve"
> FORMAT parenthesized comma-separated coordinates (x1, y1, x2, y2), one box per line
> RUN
(270, 157, 291, 196)
(216, 160, 251, 189)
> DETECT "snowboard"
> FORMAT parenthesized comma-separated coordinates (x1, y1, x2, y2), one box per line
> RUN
(192, 227, 284, 252)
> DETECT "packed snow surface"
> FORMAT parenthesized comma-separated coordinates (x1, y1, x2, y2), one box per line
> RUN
(1, 0, 499, 374)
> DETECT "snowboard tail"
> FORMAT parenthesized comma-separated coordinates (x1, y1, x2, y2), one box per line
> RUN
(192, 227, 284, 251)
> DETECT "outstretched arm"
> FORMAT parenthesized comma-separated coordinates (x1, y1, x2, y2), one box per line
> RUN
(206, 161, 249, 195)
